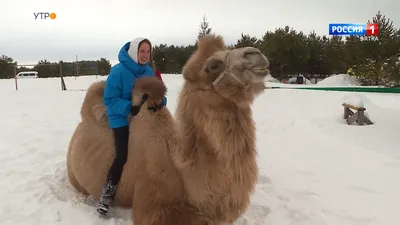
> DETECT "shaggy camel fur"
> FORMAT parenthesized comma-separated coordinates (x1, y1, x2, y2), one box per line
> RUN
(66, 34, 269, 225)
(173, 34, 269, 224)
(66, 77, 212, 225)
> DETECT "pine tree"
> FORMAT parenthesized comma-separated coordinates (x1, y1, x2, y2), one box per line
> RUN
(235, 33, 260, 48)
(352, 11, 400, 86)
(197, 15, 212, 41)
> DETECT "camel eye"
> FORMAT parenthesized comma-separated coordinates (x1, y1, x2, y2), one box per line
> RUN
(243, 47, 261, 58)
(205, 58, 224, 75)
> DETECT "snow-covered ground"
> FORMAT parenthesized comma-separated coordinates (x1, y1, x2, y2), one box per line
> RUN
(1, 74, 399, 225)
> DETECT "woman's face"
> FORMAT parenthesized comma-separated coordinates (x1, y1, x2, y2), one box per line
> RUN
(137, 42, 151, 64)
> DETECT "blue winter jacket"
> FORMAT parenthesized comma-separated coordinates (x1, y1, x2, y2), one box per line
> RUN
(103, 41, 167, 128)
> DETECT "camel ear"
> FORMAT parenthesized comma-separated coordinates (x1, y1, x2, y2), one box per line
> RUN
(205, 58, 224, 75)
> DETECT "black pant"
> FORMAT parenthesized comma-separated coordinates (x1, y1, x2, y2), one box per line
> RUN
(107, 126, 129, 186)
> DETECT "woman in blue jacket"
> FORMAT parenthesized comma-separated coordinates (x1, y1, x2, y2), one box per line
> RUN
(97, 37, 167, 216)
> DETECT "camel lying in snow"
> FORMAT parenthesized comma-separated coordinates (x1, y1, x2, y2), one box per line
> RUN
(66, 34, 269, 225)
(67, 77, 209, 225)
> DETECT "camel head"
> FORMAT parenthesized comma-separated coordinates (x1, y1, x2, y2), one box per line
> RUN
(182, 34, 269, 106)
(131, 77, 167, 112)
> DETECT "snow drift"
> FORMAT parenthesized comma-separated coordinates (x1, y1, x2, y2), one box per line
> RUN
(317, 74, 361, 86)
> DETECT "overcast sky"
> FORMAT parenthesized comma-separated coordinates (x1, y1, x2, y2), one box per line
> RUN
(0, 0, 398, 66)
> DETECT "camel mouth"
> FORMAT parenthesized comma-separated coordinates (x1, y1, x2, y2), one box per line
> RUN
(250, 67, 269, 76)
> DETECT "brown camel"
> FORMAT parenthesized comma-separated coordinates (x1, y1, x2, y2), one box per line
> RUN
(173, 34, 269, 224)
(66, 77, 212, 225)
(66, 34, 269, 225)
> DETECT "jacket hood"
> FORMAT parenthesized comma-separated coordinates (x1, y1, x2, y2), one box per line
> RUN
(117, 40, 150, 75)
(127, 37, 151, 64)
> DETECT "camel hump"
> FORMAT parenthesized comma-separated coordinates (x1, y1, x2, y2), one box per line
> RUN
(87, 80, 106, 95)
(80, 80, 108, 124)
(133, 77, 167, 101)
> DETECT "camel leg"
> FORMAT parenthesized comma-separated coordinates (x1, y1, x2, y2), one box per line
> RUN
(67, 169, 89, 195)
(66, 154, 89, 195)
(132, 203, 213, 225)
(132, 181, 212, 225)
(131, 181, 182, 225)
(66, 130, 89, 195)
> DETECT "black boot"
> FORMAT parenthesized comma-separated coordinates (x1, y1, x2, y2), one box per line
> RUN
(96, 177, 117, 216)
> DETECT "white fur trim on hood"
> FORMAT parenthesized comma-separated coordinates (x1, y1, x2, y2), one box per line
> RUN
(127, 37, 151, 64)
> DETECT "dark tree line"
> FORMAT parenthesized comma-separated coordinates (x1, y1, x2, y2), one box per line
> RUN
(0, 56, 112, 79)
(1, 11, 399, 86)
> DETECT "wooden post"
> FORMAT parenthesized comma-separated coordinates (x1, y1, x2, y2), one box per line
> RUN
(14, 65, 18, 91)
(75, 54, 79, 79)
(60, 61, 67, 91)
(343, 106, 348, 119)
(357, 110, 365, 125)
